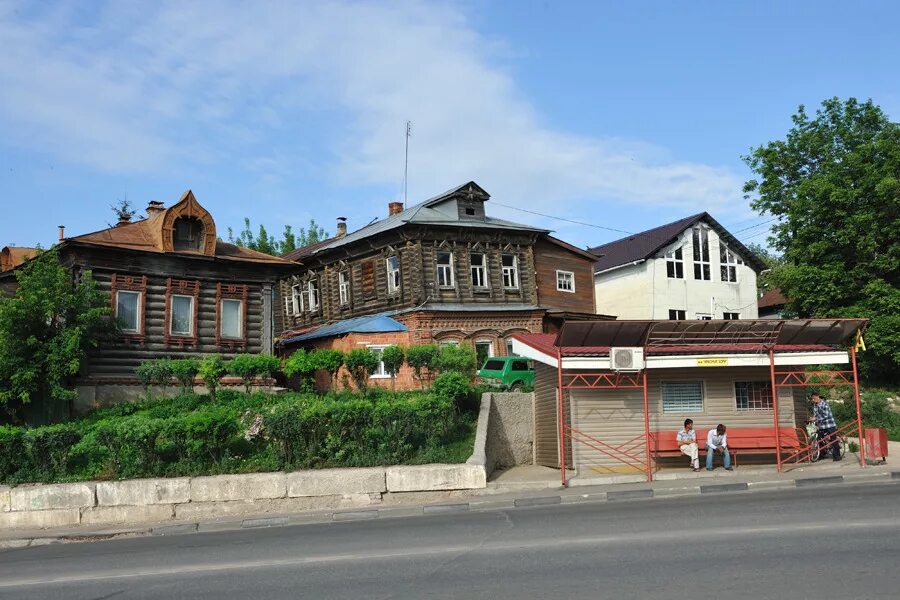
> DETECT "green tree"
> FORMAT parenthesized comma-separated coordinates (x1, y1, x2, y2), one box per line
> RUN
(406, 344, 439, 388)
(344, 348, 379, 394)
(433, 344, 477, 379)
(227, 218, 330, 256)
(0, 248, 113, 423)
(199, 355, 227, 400)
(311, 349, 345, 391)
(381, 346, 405, 390)
(743, 97, 900, 382)
(283, 349, 317, 392)
(296, 219, 328, 247)
(746, 242, 785, 296)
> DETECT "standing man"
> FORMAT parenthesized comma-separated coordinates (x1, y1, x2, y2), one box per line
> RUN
(677, 419, 700, 471)
(811, 393, 841, 461)
(706, 424, 732, 471)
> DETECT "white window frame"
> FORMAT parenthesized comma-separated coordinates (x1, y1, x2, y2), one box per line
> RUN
(367, 344, 391, 379)
(556, 270, 575, 293)
(665, 246, 684, 279)
(692, 225, 711, 281)
(723, 312, 740, 320)
(436, 252, 455, 288)
(506, 338, 515, 356)
(501, 253, 519, 289)
(696, 313, 712, 321)
(474, 339, 494, 368)
(169, 294, 194, 337)
(661, 381, 705, 414)
(338, 271, 350, 306)
(290, 284, 302, 314)
(307, 280, 319, 311)
(116, 290, 142, 334)
(734, 381, 773, 412)
(668, 309, 686, 320)
(719, 242, 743, 283)
(219, 298, 243, 339)
(470, 253, 488, 289)
(386, 256, 401, 294)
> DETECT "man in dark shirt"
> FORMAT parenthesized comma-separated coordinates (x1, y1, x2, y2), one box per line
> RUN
(812, 393, 841, 461)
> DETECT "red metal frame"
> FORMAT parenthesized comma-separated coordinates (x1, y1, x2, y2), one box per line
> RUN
(556, 346, 652, 487)
(769, 345, 865, 472)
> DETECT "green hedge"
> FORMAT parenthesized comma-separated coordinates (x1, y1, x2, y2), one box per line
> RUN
(0, 389, 476, 485)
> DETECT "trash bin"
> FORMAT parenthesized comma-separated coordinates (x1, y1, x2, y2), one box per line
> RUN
(864, 428, 888, 462)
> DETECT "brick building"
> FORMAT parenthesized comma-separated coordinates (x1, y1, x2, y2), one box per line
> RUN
(277, 181, 607, 390)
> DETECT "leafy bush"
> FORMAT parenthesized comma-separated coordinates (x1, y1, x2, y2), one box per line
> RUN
(228, 354, 280, 393)
(283, 349, 317, 392)
(345, 348, 380, 393)
(432, 372, 475, 412)
(0, 389, 475, 485)
(135, 358, 175, 395)
(313, 349, 345, 389)
(381, 346, 405, 388)
(433, 344, 477, 378)
(406, 344, 439, 386)
(169, 359, 200, 393)
(199, 355, 227, 399)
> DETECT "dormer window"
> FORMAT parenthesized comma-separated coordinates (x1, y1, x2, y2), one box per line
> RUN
(173, 217, 204, 251)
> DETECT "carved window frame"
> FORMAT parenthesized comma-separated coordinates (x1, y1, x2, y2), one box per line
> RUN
(216, 283, 248, 351)
(165, 278, 200, 347)
(110, 274, 147, 344)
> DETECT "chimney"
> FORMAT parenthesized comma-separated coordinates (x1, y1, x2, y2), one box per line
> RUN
(336, 217, 347, 238)
(58, 225, 65, 241)
(388, 201, 403, 216)
(146, 200, 165, 216)
(116, 213, 132, 226)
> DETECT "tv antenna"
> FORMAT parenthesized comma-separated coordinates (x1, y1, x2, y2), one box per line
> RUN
(403, 120, 411, 208)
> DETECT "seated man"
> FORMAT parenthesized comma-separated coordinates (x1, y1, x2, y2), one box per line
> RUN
(677, 418, 700, 471)
(811, 392, 841, 461)
(706, 424, 732, 471)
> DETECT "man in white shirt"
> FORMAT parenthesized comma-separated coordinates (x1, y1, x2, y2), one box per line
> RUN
(706, 424, 732, 471)
(676, 418, 700, 471)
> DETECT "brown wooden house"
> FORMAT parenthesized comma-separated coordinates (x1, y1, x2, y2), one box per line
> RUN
(1, 191, 295, 414)
(277, 181, 608, 390)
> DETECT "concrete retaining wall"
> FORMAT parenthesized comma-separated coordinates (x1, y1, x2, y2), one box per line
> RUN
(0, 463, 487, 530)
(486, 392, 534, 471)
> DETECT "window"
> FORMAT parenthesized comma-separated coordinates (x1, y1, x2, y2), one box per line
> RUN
(170, 295, 194, 336)
(220, 299, 242, 339)
(465, 207, 476, 216)
(386, 256, 401, 294)
(339, 271, 350, 306)
(436, 252, 455, 288)
(307, 280, 319, 311)
(665, 246, 684, 279)
(668, 309, 686, 320)
(501, 254, 519, 289)
(173, 217, 203, 251)
(692, 226, 711, 280)
(511, 360, 530, 372)
(556, 270, 575, 292)
(470, 253, 488, 288)
(735, 381, 773, 411)
(696, 313, 712, 321)
(723, 312, 740, 320)
(719, 243, 744, 283)
(483, 359, 505, 371)
(662, 381, 704, 414)
(290, 284, 303, 314)
(368, 345, 390, 378)
(475, 340, 494, 368)
(506, 338, 515, 356)
(116, 291, 141, 333)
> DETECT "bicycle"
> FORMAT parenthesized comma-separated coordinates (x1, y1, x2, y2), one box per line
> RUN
(804, 421, 848, 462)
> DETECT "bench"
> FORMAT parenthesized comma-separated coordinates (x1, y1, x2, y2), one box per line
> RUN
(652, 427, 804, 467)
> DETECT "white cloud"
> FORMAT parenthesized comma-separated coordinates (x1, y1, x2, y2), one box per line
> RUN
(0, 0, 742, 215)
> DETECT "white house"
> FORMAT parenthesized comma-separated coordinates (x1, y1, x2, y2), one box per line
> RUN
(590, 213, 765, 320)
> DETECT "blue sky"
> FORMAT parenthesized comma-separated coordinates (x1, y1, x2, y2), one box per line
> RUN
(1, 0, 897, 251)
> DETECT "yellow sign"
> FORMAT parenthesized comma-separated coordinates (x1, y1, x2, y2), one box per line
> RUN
(855, 331, 867, 352)
(697, 357, 729, 367)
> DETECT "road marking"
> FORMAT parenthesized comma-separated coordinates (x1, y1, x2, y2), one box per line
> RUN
(1, 518, 898, 589)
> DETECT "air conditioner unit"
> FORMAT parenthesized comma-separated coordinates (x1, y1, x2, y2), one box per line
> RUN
(610, 347, 644, 371)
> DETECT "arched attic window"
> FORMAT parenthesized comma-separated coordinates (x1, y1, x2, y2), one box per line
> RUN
(173, 217, 205, 251)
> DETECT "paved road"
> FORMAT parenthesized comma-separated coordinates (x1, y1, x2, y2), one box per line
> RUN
(1, 482, 898, 599)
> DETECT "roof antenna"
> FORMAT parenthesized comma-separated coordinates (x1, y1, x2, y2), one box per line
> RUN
(403, 120, 411, 208)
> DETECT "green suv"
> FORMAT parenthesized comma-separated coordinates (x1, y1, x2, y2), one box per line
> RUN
(477, 356, 534, 391)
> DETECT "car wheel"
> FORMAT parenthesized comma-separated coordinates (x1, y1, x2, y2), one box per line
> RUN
(509, 382, 523, 392)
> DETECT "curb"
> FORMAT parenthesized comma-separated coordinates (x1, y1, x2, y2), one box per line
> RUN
(2, 471, 896, 549)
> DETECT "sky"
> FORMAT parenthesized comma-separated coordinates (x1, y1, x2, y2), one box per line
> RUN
(1, 0, 898, 251)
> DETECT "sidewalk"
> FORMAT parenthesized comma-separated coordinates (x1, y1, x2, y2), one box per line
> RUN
(3, 458, 897, 550)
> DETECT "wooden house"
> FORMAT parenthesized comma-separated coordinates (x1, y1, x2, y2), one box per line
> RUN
(277, 181, 608, 390)
(1, 191, 295, 414)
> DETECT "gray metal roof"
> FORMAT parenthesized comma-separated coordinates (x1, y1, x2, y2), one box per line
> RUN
(301, 182, 549, 258)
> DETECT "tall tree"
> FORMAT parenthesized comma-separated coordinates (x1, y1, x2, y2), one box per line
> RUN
(227, 218, 329, 255)
(746, 243, 784, 295)
(743, 97, 900, 382)
(0, 248, 114, 423)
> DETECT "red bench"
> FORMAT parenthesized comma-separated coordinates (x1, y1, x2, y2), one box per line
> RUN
(652, 427, 804, 467)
